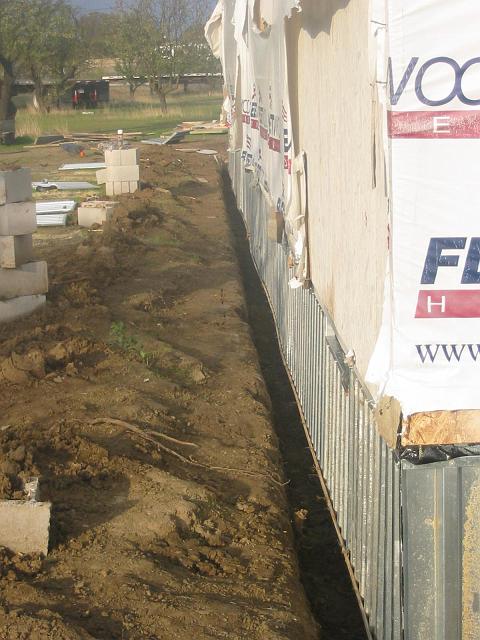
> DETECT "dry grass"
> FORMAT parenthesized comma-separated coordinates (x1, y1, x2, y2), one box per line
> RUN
(15, 92, 222, 138)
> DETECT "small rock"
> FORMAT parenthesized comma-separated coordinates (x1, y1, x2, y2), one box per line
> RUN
(9, 446, 26, 463)
(0, 460, 20, 475)
(48, 343, 69, 364)
(65, 362, 78, 377)
(191, 366, 207, 384)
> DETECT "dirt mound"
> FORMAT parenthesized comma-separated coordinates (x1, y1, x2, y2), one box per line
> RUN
(0, 143, 318, 640)
(0, 609, 94, 640)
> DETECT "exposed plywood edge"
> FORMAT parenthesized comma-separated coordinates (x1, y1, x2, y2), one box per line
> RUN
(402, 411, 480, 447)
(374, 396, 401, 449)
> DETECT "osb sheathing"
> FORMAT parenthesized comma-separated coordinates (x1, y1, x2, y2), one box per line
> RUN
(286, 0, 388, 384)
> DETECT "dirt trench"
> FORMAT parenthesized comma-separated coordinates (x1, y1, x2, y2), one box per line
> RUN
(0, 141, 319, 640)
(0, 140, 368, 640)
(222, 170, 367, 640)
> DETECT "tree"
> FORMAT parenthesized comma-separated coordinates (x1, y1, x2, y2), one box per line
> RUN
(111, 0, 218, 112)
(112, 0, 150, 99)
(46, 6, 85, 109)
(79, 12, 117, 60)
(140, 0, 188, 112)
(18, 0, 85, 112)
(0, 0, 86, 118)
(0, 0, 24, 123)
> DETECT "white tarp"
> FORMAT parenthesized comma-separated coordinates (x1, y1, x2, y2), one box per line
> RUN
(367, 0, 480, 416)
(236, 1, 298, 222)
(207, 0, 304, 272)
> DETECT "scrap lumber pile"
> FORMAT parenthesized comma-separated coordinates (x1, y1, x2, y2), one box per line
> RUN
(178, 120, 228, 135)
(0, 169, 48, 323)
(31, 132, 143, 148)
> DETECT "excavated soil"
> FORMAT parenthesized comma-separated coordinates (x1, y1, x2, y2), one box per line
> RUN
(0, 141, 320, 639)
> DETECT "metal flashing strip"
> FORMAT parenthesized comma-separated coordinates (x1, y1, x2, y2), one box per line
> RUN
(36, 201, 76, 214)
(141, 131, 188, 146)
(58, 163, 106, 171)
(33, 181, 97, 191)
(36, 214, 69, 227)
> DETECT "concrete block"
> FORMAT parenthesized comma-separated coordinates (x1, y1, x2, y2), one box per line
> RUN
(96, 168, 107, 185)
(0, 480, 50, 554)
(113, 181, 122, 195)
(77, 201, 116, 228)
(105, 148, 139, 167)
(0, 235, 33, 268)
(106, 182, 114, 197)
(0, 202, 37, 236)
(0, 294, 46, 323)
(121, 148, 140, 165)
(0, 169, 32, 205)
(0, 261, 48, 300)
(104, 149, 122, 167)
(121, 182, 130, 194)
(129, 181, 139, 193)
(105, 165, 140, 182)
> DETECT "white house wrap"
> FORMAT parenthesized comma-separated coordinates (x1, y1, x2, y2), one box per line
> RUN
(368, 0, 480, 415)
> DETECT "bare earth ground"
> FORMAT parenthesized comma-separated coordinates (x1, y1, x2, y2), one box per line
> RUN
(0, 141, 320, 639)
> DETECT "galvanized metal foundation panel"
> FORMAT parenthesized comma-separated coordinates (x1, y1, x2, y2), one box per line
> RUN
(227, 151, 480, 640)
(402, 458, 480, 640)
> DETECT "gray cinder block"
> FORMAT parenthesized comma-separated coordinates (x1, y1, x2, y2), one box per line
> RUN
(0, 261, 48, 300)
(104, 148, 139, 167)
(0, 169, 32, 205)
(104, 166, 140, 182)
(0, 235, 34, 269)
(0, 202, 37, 236)
(0, 294, 46, 323)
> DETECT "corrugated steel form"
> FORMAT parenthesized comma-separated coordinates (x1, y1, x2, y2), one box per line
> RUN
(36, 201, 76, 214)
(228, 150, 480, 640)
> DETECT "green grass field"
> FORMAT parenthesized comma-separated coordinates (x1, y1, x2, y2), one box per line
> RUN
(13, 91, 223, 143)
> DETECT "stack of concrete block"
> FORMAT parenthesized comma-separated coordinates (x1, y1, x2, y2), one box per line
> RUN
(0, 169, 48, 323)
(96, 148, 140, 196)
(77, 200, 118, 228)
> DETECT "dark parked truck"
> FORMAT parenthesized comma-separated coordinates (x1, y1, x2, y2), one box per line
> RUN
(70, 80, 110, 110)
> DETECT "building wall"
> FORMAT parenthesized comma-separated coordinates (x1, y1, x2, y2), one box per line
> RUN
(287, 0, 388, 381)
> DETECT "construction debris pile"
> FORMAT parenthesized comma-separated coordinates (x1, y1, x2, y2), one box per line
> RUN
(0, 169, 48, 323)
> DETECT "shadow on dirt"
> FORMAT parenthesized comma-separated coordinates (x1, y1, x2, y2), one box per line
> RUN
(221, 168, 367, 640)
